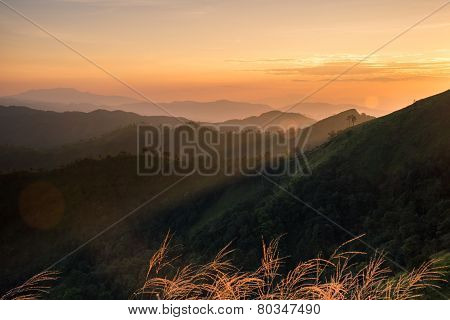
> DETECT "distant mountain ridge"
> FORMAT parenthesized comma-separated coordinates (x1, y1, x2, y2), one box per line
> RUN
(0, 105, 187, 149)
(4, 88, 138, 105)
(221, 110, 316, 129)
(0, 88, 381, 122)
(0, 106, 374, 172)
(286, 102, 384, 120)
(0, 88, 139, 113)
(0, 88, 274, 122)
(122, 100, 274, 122)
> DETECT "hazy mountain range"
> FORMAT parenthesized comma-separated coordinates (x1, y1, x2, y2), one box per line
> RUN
(0, 105, 373, 172)
(0, 88, 274, 122)
(285, 102, 384, 120)
(220, 110, 315, 129)
(0, 88, 138, 113)
(125, 100, 276, 122)
(1, 88, 138, 106)
(0, 88, 381, 122)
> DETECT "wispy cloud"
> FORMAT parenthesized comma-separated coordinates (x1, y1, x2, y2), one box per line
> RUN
(292, 75, 450, 82)
(225, 58, 297, 63)
(235, 56, 450, 83)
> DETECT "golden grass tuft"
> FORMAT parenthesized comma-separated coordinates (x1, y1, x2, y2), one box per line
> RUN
(135, 234, 446, 300)
(1, 271, 59, 300)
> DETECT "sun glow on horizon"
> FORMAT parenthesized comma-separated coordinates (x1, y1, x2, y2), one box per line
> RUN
(1, 0, 449, 112)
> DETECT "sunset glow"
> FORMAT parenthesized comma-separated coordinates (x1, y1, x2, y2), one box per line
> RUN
(1, 0, 449, 112)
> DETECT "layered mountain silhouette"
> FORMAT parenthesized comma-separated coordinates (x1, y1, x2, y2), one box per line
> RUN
(286, 102, 384, 119)
(0, 105, 187, 149)
(0, 88, 274, 122)
(0, 88, 139, 113)
(0, 106, 371, 172)
(0, 90, 448, 299)
(221, 110, 315, 129)
(5, 88, 138, 106)
(1, 88, 382, 122)
(121, 100, 274, 122)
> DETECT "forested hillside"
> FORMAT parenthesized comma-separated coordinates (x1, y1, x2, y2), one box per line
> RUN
(178, 91, 450, 265)
(0, 90, 448, 298)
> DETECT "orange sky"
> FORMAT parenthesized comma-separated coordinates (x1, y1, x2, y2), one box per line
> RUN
(1, 0, 449, 112)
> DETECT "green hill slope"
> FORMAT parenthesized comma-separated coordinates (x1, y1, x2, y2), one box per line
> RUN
(170, 89, 450, 272)
(0, 90, 448, 299)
